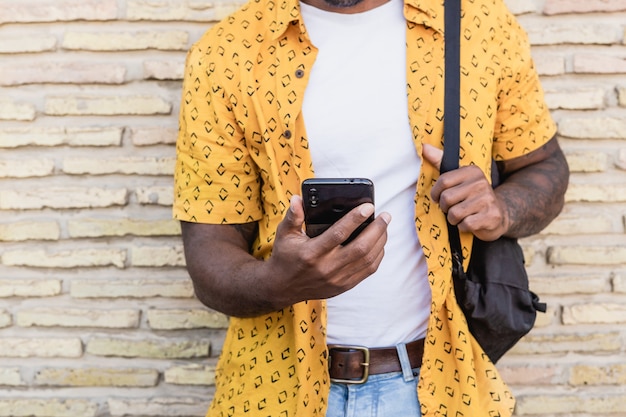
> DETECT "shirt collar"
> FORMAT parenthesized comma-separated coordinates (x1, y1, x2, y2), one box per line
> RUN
(267, 0, 444, 40)
(269, 0, 305, 40)
(404, 0, 444, 34)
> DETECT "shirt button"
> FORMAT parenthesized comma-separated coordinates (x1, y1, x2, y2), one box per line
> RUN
(295, 69, 305, 78)
(284, 129, 292, 139)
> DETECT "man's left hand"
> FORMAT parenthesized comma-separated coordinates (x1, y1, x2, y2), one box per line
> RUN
(422, 144, 508, 241)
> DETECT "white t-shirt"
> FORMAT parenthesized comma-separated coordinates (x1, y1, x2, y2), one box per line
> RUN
(300, 0, 431, 347)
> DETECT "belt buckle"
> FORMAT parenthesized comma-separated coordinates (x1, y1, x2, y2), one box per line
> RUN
(328, 345, 370, 384)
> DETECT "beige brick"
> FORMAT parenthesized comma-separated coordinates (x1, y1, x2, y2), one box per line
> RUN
(0, 338, 82, 358)
(0, 279, 62, 297)
(0, 0, 117, 24)
(544, 0, 626, 15)
(533, 53, 565, 76)
(143, 60, 185, 80)
(614, 273, 626, 293)
(559, 117, 626, 140)
(541, 213, 613, 234)
(0, 98, 36, 121)
(510, 332, 621, 355)
(503, 0, 537, 14)
(146, 309, 229, 330)
(17, 308, 140, 329)
(526, 24, 617, 46)
(2, 248, 126, 269)
(574, 53, 626, 74)
(71, 278, 193, 299)
(45, 95, 172, 116)
(63, 156, 175, 175)
(164, 364, 216, 386)
(565, 184, 626, 203)
(0, 158, 55, 178)
(618, 148, 626, 170)
(68, 218, 180, 238)
(131, 246, 185, 267)
(108, 397, 206, 417)
(0, 62, 126, 86)
(0, 127, 123, 148)
(86, 337, 210, 359)
(130, 126, 178, 146)
(570, 364, 626, 386)
(136, 186, 174, 205)
(0, 367, 25, 386)
(35, 367, 158, 387)
(0, 221, 60, 241)
(127, 0, 242, 21)
(0, 34, 57, 53)
(563, 303, 626, 325)
(62, 31, 188, 51)
(0, 399, 98, 417)
(618, 86, 626, 107)
(544, 87, 605, 110)
(0, 310, 11, 328)
(531, 274, 608, 295)
(0, 187, 128, 210)
(564, 151, 609, 173)
(496, 365, 561, 385)
(516, 394, 626, 415)
(548, 245, 626, 265)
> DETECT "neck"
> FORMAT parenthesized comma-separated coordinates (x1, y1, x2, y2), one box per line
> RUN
(299, 0, 391, 14)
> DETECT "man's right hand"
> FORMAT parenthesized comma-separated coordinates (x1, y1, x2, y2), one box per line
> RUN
(180, 195, 391, 317)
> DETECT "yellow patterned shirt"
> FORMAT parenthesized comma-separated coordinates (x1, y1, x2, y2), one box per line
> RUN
(174, 0, 556, 415)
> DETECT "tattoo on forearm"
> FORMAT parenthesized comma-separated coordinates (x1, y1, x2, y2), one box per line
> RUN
(497, 146, 569, 238)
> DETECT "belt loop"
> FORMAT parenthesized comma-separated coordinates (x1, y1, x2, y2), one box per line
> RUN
(395, 342, 415, 382)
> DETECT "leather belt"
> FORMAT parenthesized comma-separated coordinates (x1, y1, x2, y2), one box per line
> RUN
(327, 338, 424, 384)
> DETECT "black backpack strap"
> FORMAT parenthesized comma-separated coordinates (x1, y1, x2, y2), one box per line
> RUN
(441, 0, 461, 175)
(442, 0, 464, 261)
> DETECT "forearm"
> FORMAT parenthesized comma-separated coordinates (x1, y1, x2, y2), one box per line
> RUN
(181, 222, 286, 317)
(496, 143, 569, 238)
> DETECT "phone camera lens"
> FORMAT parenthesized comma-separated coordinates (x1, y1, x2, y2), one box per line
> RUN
(309, 188, 318, 207)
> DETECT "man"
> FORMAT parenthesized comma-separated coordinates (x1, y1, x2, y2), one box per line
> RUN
(174, 0, 569, 415)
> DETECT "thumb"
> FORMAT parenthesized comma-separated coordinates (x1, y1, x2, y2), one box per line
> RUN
(279, 195, 306, 236)
(422, 144, 443, 172)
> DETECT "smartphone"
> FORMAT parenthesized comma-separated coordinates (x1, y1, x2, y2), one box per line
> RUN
(301, 178, 375, 245)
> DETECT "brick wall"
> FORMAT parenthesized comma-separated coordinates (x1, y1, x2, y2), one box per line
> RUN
(0, 0, 624, 416)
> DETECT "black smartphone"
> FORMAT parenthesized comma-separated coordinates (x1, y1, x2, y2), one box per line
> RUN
(301, 178, 375, 245)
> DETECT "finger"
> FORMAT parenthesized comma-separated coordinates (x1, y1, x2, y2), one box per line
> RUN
(315, 203, 376, 249)
(328, 218, 389, 292)
(422, 144, 443, 171)
(431, 165, 483, 207)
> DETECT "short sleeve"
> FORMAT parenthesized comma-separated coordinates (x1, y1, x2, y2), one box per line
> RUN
(492, 14, 557, 161)
(173, 43, 263, 224)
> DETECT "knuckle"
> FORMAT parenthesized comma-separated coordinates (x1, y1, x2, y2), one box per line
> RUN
(437, 176, 454, 189)
(446, 208, 461, 225)
(460, 217, 477, 232)
(439, 193, 453, 210)
(349, 240, 369, 258)
(299, 250, 318, 268)
(330, 227, 349, 244)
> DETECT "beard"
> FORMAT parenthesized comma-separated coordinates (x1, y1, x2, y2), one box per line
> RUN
(321, 0, 365, 8)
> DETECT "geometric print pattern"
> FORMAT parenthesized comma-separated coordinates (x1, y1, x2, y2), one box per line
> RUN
(173, 0, 556, 415)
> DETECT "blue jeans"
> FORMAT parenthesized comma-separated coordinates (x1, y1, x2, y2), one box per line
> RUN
(326, 343, 421, 417)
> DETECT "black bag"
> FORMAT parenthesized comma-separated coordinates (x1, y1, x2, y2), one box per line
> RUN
(449, 233, 546, 363)
(442, 0, 546, 364)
